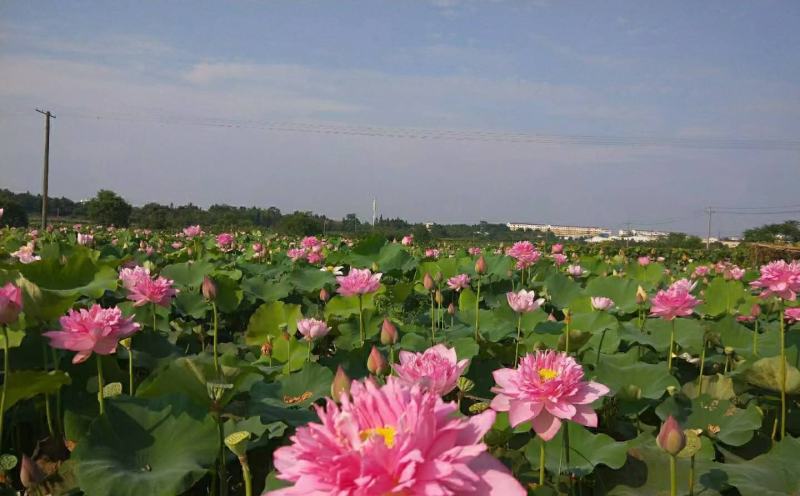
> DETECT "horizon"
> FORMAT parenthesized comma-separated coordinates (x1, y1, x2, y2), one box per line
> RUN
(2, 1, 799, 237)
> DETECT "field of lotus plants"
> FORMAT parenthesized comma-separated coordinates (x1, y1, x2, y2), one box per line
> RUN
(0, 225, 798, 495)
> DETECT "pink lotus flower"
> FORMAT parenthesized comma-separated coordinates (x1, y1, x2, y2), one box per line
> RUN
(393, 344, 469, 396)
(269, 377, 526, 495)
(77, 233, 94, 246)
(287, 248, 306, 262)
(336, 268, 382, 297)
(670, 278, 697, 293)
(183, 225, 203, 238)
(566, 264, 585, 277)
(551, 243, 563, 254)
(11, 242, 40, 264)
(0, 283, 23, 325)
(507, 289, 545, 314)
(468, 246, 482, 256)
(490, 350, 610, 441)
(300, 236, 321, 249)
(425, 248, 440, 259)
(401, 235, 414, 246)
(590, 297, 615, 311)
(638, 256, 651, 266)
(297, 318, 331, 340)
(693, 265, 710, 277)
(650, 283, 701, 320)
(447, 273, 471, 292)
(216, 233, 234, 250)
(306, 251, 325, 265)
(506, 241, 540, 269)
(726, 267, 745, 280)
(120, 268, 177, 307)
(750, 260, 800, 300)
(171, 241, 183, 249)
(553, 253, 568, 266)
(785, 307, 800, 323)
(43, 305, 140, 364)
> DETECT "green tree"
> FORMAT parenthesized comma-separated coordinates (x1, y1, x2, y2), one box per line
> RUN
(744, 221, 800, 243)
(87, 190, 133, 227)
(277, 211, 322, 236)
(0, 197, 28, 228)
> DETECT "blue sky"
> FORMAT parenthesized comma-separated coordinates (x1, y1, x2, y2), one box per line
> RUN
(1, 1, 799, 235)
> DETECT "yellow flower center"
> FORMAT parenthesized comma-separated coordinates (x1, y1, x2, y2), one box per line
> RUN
(360, 426, 397, 448)
(538, 368, 558, 381)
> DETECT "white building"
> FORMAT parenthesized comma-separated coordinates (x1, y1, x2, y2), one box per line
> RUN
(507, 222, 612, 239)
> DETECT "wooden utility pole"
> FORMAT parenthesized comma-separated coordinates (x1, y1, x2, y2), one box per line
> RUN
(35, 109, 55, 229)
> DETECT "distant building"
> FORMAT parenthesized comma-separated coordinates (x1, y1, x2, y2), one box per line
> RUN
(506, 222, 611, 239)
(618, 229, 670, 239)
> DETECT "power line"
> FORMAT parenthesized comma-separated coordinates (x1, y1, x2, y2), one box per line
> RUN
(8, 107, 800, 151)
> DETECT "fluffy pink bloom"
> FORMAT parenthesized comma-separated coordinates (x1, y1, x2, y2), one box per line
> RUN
(11, 242, 40, 264)
(785, 307, 800, 323)
(551, 243, 563, 254)
(670, 278, 697, 293)
(693, 266, 710, 277)
(447, 274, 471, 292)
(490, 350, 610, 441)
(122, 269, 177, 307)
(650, 284, 701, 320)
(726, 267, 745, 280)
(171, 241, 183, 249)
(553, 253, 568, 266)
(750, 260, 800, 300)
(306, 251, 325, 265)
(506, 241, 540, 269)
(425, 248, 440, 259)
(401, 235, 414, 246)
(269, 377, 525, 496)
(0, 283, 23, 325)
(393, 345, 469, 396)
(336, 268, 382, 297)
(566, 264, 585, 277)
(468, 246, 482, 256)
(43, 305, 140, 364)
(287, 248, 307, 262)
(297, 318, 331, 340)
(300, 236, 321, 249)
(183, 225, 203, 238)
(216, 233, 234, 250)
(507, 289, 545, 314)
(638, 256, 651, 266)
(76, 233, 94, 246)
(590, 297, 614, 311)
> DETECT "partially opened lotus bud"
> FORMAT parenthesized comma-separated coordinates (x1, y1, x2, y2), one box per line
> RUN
(657, 416, 686, 456)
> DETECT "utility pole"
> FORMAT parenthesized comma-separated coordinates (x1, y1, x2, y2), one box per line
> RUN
(372, 197, 377, 229)
(706, 207, 713, 250)
(35, 109, 55, 230)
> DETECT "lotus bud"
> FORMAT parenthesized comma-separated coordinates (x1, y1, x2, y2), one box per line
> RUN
(381, 318, 398, 345)
(434, 272, 443, 283)
(475, 255, 487, 275)
(435, 289, 443, 305)
(657, 416, 686, 456)
(447, 302, 456, 315)
(261, 338, 273, 357)
(319, 287, 330, 302)
(0, 283, 23, 325)
(371, 262, 379, 272)
(750, 304, 761, 317)
(280, 324, 290, 341)
(20, 455, 44, 489)
(201, 276, 217, 301)
(636, 285, 648, 305)
(367, 346, 388, 376)
(423, 273, 434, 291)
(331, 366, 351, 401)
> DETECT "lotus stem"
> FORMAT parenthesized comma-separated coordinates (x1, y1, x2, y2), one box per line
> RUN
(240, 456, 253, 496)
(668, 319, 676, 371)
(358, 295, 365, 347)
(595, 329, 607, 367)
(779, 301, 786, 439)
(430, 293, 436, 344)
(0, 326, 9, 449)
(475, 278, 481, 341)
(306, 339, 312, 363)
(688, 454, 695, 496)
(539, 440, 546, 487)
(514, 313, 523, 366)
(128, 344, 135, 395)
(753, 318, 759, 356)
(96, 355, 105, 415)
(697, 337, 706, 396)
(669, 455, 677, 496)
(212, 301, 220, 375)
